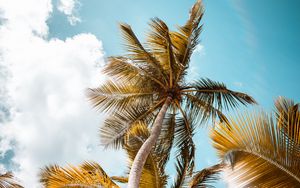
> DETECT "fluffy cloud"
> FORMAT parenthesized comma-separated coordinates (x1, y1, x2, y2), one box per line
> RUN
(57, 0, 81, 25)
(0, 0, 125, 187)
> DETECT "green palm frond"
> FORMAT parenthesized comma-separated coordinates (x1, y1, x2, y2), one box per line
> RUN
(0, 172, 23, 188)
(211, 110, 300, 187)
(187, 163, 224, 188)
(40, 161, 119, 188)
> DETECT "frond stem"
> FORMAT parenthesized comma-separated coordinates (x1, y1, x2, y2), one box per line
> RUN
(225, 149, 300, 183)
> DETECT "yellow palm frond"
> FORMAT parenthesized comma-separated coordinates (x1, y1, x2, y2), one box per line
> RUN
(147, 17, 181, 87)
(119, 24, 168, 84)
(111, 176, 128, 183)
(104, 56, 166, 89)
(125, 122, 168, 188)
(0, 172, 23, 188)
(87, 79, 155, 113)
(275, 96, 300, 145)
(171, 0, 204, 82)
(40, 161, 119, 188)
(211, 110, 300, 187)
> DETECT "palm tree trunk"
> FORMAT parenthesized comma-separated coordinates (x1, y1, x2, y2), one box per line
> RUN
(127, 97, 172, 188)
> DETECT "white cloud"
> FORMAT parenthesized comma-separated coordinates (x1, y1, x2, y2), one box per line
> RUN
(233, 81, 243, 87)
(0, 0, 126, 187)
(57, 0, 81, 25)
(194, 44, 205, 56)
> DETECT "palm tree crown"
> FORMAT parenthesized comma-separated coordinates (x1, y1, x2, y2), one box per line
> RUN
(87, 0, 256, 187)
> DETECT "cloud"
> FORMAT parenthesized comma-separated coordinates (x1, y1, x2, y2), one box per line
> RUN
(0, 0, 126, 187)
(57, 0, 81, 25)
(233, 81, 243, 87)
(229, 0, 257, 49)
(194, 44, 205, 56)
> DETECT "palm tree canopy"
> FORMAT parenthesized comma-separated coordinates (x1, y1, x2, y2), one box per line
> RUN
(87, 0, 256, 178)
(211, 97, 300, 187)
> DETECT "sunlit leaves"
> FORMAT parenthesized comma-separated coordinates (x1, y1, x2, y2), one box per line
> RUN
(211, 98, 300, 187)
(40, 161, 119, 188)
(0, 172, 23, 188)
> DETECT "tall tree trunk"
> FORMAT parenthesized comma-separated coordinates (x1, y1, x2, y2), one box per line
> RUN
(127, 97, 172, 188)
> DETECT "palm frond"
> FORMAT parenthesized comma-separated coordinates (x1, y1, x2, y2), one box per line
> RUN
(211, 111, 300, 187)
(187, 163, 224, 188)
(111, 176, 128, 183)
(103, 56, 165, 88)
(87, 79, 154, 113)
(100, 99, 163, 148)
(171, 0, 204, 82)
(275, 96, 300, 145)
(119, 23, 168, 84)
(184, 93, 229, 126)
(147, 18, 180, 86)
(154, 113, 176, 169)
(0, 172, 23, 188)
(171, 104, 196, 188)
(171, 144, 193, 188)
(125, 122, 168, 188)
(39, 161, 119, 188)
(184, 78, 256, 111)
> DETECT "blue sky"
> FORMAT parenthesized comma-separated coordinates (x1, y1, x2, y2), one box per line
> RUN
(0, 0, 300, 187)
(49, 0, 300, 107)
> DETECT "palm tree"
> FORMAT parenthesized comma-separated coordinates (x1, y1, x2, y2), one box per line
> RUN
(0, 172, 23, 188)
(211, 97, 300, 187)
(40, 123, 224, 188)
(87, 0, 256, 187)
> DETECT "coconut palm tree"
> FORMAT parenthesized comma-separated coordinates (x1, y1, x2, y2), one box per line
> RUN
(211, 97, 300, 187)
(40, 123, 224, 188)
(87, 0, 256, 187)
(0, 172, 23, 188)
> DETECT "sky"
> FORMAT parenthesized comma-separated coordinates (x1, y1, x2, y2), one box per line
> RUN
(0, 0, 300, 187)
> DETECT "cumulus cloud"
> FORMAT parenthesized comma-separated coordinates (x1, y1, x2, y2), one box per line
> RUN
(0, 0, 126, 187)
(57, 0, 81, 25)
